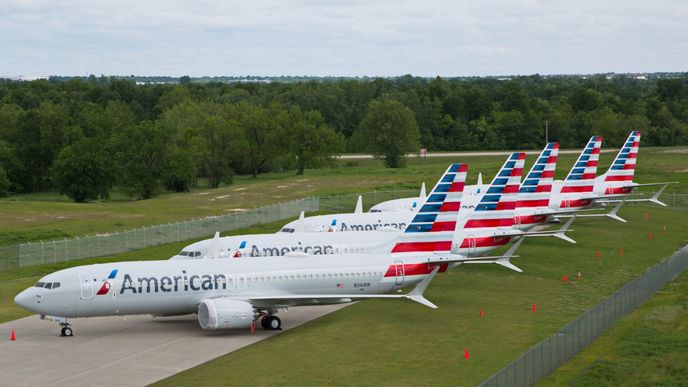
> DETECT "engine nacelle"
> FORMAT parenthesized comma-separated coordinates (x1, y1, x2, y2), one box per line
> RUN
(197, 298, 255, 330)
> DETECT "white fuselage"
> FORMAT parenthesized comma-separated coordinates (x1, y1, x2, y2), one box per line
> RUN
(15, 254, 437, 319)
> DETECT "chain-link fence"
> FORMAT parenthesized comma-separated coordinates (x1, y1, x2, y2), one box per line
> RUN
(0, 197, 319, 270)
(479, 244, 688, 387)
(0, 189, 685, 271)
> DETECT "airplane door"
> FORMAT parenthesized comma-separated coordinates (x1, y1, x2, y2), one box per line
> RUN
(79, 273, 94, 300)
(394, 261, 405, 286)
(468, 234, 477, 255)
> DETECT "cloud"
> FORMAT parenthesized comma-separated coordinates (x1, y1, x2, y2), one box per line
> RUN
(1, 0, 686, 76)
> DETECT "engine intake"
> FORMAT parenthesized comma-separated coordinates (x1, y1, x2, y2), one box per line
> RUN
(198, 298, 255, 330)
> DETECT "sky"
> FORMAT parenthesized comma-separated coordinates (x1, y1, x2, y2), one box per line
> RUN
(1, 0, 687, 77)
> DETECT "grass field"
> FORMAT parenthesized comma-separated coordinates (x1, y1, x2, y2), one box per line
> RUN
(1, 146, 686, 245)
(139, 205, 685, 386)
(541, 270, 688, 386)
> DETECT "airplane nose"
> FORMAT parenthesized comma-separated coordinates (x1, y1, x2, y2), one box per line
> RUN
(14, 289, 33, 310)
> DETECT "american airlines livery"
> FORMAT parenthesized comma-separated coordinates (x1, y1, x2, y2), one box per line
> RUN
(174, 153, 573, 262)
(16, 164, 531, 337)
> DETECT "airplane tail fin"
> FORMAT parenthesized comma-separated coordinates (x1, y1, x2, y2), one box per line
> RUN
(561, 136, 602, 194)
(354, 195, 363, 214)
(463, 152, 525, 229)
(389, 163, 468, 254)
(452, 152, 524, 252)
(600, 130, 640, 194)
(517, 142, 559, 209)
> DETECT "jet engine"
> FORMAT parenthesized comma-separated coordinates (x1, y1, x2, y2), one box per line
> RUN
(197, 298, 256, 330)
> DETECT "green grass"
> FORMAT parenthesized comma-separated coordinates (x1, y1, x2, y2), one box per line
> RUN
(1, 146, 686, 245)
(144, 205, 688, 386)
(540, 267, 688, 386)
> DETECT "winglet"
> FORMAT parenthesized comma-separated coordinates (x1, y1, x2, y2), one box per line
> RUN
(649, 183, 669, 207)
(294, 211, 305, 233)
(204, 231, 221, 259)
(404, 266, 440, 308)
(354, 195, 363, 214)
(419, 182, 426, 199)
(606, 201, 627, 223)
(554, 217, 577, 243)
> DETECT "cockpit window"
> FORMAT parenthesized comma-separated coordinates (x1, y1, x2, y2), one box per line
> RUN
(280, 228, 295, 233)
(52, 282, 61, 289)
(193, 251, 202, 257)
(179, 251, 189, 256)
(44, 282, 53, 289)
(35, 282, 46, 288)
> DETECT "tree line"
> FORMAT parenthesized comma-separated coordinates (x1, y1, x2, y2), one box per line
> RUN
(0, 74, 686, 202)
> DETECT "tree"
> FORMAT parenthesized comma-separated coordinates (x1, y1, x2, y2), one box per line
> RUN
(52, 138, 114, 202)
(285, 108, 344, 175)
(356, 99, 420, 168)
(196, 113, 245, 188)
(113, 121, 170, 199)
(229, 102, 282, 178)
(0, 166, 9, 197)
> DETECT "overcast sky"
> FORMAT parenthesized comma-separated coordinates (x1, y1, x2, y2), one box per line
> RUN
(1, 0, 686, 77)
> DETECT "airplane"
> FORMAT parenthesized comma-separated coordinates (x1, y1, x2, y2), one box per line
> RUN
(368, 183, 426, 213)
(367, 131, 671, 224)
(173, 153, 574, 262)
(15, 163, 531, 337)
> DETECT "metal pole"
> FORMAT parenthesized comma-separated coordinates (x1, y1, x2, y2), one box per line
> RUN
(545, 120, 549, 143)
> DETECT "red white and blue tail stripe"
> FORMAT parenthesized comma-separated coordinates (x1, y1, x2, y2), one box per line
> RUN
(601, 131, 640, 194)
(561, 136, 602, 194)
(517, 142, 559, 209)
(464, 152, 525, 229)
(453, 152, 525, 252)
(390, 163, 468, 253)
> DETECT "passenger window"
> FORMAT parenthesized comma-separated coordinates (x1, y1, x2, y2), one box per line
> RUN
(52, 282, 61, 289)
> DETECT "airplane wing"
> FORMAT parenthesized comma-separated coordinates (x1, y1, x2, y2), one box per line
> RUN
(245, 266, 442, 309)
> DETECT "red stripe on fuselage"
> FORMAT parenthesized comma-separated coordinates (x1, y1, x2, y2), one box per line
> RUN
(391, 241, 452, 253)
(605, 175, 633, 182)
(559, 199, 592, 208)
(605, 187, 633, 195)
(516, 199, 549, 208)
(459, 236, 511, 248)
(541, 170, 555, 178)
(464, 218, 513, 228)
(561, 186, 593, 193)
(383, 263, 447, 277)
(515, 214, 548, 225)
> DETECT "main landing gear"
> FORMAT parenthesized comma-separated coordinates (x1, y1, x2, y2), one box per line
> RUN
(60, 322, 73, 337)
(260, 314, 281, 331)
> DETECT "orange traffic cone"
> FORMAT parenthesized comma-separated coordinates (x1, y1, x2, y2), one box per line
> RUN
(532, 304, 537, 313)
(479, 309, 484, 318)
(11, 329, 16, 341)
(464, 347, 470, 359)
(563, 274, 567, 283)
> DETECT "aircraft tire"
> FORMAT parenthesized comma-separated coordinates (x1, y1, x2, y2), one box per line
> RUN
(268, 315, 281, 330)
(260, 316, 270, 330)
